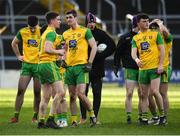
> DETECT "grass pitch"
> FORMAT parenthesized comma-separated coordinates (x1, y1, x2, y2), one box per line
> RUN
(0, 84, 180, 135)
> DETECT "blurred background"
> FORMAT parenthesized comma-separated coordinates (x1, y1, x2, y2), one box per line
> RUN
(0, 0, 180, 88)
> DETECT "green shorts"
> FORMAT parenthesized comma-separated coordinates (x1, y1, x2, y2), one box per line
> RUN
(138, 68, 160, 84)
(38, 62, 62, 84)
(125, 68, 139, 81)
(20, 62, 39, 79)
(65, 64, 89, 85)
(161, 65, 172, 83)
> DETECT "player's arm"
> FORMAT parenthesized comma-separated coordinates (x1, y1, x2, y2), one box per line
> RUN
(96, 30, 116, 59)
(114, 35, 126, 68)
(86, 28, 97, 63)
(131, 39, 143, 68)
(152, 19, 171, 40)
(44, 32, 65, 56)
(157, 32, 165, 74)
(11, 31, 23, 61)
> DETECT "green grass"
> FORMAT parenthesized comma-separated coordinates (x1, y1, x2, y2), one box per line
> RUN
(0, 84, 180, 135)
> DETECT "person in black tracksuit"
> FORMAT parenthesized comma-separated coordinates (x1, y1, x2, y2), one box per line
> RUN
(113, 16, 142, 124)
(79, 12, 116, 124)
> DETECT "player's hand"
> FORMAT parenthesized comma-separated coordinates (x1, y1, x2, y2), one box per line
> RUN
(61, 60, 67, 68)
(17, 55, 24, 61)
(156, 65, 163, 74)
(135, 58, 143, 68)
(57, 49, 65, 56)
(83, 62, 92, 72)
(113, 66, 119, 77)
(152, 19, 163, 26)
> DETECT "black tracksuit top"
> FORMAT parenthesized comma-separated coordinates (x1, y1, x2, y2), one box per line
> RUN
(89, 27, 116, 79)
(114, 31, 139, 70)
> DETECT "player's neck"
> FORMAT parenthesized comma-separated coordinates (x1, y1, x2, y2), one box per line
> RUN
(71, 23, 79, 30)
(140, 28, 148, 33)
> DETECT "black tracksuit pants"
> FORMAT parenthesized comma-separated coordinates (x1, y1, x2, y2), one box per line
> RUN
(79, 77, 102, 119)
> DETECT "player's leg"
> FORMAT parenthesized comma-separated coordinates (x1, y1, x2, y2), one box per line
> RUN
(159, 65, 171, 123)
(56, 84, 68, 128)
(32, 77, 41, 122)
(46, 81, 64, 129)
(10, 75, 31, 123)
(31, 63, 41, 122)
(139, 84, 149, 125)
(91, 77, 102, 124)
(77, 83, 96, 127)
(76, 65, 96, 127)
(125, 80, 136, 124)
(137, 87, 143, 122)
(124, 68, 139, 124)
(79, 83, 89, 124)
(138, 70, 150, 125)
(68, 85, 78, 126)
(148, 93, 159, 124)
(150, 74, 165, 125)
(38, 83, 51, 128)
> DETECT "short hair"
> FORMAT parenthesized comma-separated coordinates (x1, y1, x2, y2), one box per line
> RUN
(136, 13, 149, 23)
(45, 11, 59, 24)
(27, 15, 38, 27)
(149, 22, 159, 30)
(66, 10, 77, 17)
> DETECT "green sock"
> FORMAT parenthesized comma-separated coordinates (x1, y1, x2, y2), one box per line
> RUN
(57, 114, 63, 120)
(152, 111, 158, 117)
(39, 118, 45, 123)
(48, 115, 54, 120)
(62, 112, 67, 120)
(142, 112, 148, 120)
(33, 112, 38, 119)
(138, 113, 142, 119)
(127, 112, 131, 118)
(159, 109, 165, 117)
(14, 112, 19, 119)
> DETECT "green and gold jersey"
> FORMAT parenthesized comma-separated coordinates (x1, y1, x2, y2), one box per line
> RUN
(39, 26, 62, 63)
(163, 34, 173, 67)
(16, 26, 41, 63)
(132, 29, 164, 70)
(62, 25, 93, 66)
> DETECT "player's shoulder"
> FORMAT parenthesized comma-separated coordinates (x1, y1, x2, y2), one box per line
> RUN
(19, 27, 29, 33)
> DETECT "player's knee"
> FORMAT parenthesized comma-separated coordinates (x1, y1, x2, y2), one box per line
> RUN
(61, 97, 66, 103)
(17, 89, 25, 96)
(126, 92, 133, 98)
(77, 91, 85, 99)
(70, 94, 76, 102)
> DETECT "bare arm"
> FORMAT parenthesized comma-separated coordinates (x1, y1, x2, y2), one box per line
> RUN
(11, 37, 23, 61)
(157, 44, 165, 73)
(152, 19, 170, 39)
(131, 47, 143, 68)
(44, 41, 65, 56)
(88, 37, 97, 63)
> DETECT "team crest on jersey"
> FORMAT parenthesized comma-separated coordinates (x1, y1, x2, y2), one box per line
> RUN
(69, 40, 77, 48)
(27, 39, 38, 47)
(140, 42, 150, 51)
